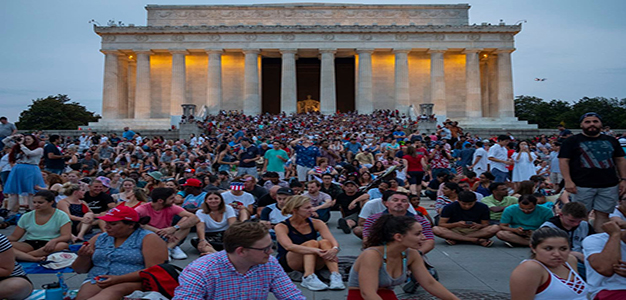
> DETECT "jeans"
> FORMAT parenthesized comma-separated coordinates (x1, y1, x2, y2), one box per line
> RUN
(491, 168, 508, 183)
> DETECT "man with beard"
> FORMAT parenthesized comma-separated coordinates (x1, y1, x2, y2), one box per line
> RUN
(136, 188, 199, 260)
(559, 112, 626, 233)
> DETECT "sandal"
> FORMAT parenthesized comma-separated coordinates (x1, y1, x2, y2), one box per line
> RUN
(477, 238, 493, 247)
(445, 239, 456, 246)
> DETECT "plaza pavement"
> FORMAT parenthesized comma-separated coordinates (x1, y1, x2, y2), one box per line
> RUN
(4, 199, 528, 299)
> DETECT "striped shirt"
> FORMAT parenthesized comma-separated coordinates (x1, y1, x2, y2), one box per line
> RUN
(173, 250, 305, 300)
(363, 210, 435, 240)
(0, 234, 26, 277)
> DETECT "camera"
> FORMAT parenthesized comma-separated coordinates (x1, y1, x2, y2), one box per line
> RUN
(12, 136, 22, 143)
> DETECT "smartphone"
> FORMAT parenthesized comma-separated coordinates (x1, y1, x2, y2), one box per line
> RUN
(465, 221, 473, 225)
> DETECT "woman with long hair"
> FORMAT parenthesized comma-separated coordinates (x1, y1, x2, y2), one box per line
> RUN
(216, 144, 238, 173)
(112, 178, 136, 203)
(509, 227, 588, 299)
(57, 183, 95, 243)
(193, 191, 236, 256)
(348, 215, 458, 300)
(3, 134, 45, 212)
(472, 171, 495, 197)
(511, 141, 538, 188)
(116, 188, 148, 209)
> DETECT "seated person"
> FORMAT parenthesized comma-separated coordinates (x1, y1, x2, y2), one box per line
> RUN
(8, 190, 71, 261)
(355, 193, 419, 239)
(303, 181, 334, 222)
(496, 194, 554, 247)
(192, 192, 236, 256)
(181, 178, 207, 213)
(425, 172, 447, 200)
(609, 196, 626, 225)
(582, 221, 626, 300)
(256, 185, 280, 216)
(409, 194, 434, 225)
(72, 206, 169, 300)
(336, 180, 369, 236)
(434, 182, 460, 224)
(58, 183, 96, 243)
(432, 191, 500, 247)
(367, 181, 390, 200)
(260, 187, 294, 232)
(541, 202, 594, 279)
(0, 233, 33, 300)
(136, 188, 199, 260)
(362, 191, 435, 254)
(115, 188, 148, 209)
(457, 179, 483, 202)
(221, 181, 256, 222)
(481, 182, 519, 224)
(275, 196, 345, 291)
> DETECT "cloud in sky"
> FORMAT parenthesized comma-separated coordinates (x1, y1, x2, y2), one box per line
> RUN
(0, 0, 624, 123)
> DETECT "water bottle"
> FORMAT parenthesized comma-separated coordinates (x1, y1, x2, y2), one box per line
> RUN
(42, 282, 63, 300)
(56, 272, 68, 297)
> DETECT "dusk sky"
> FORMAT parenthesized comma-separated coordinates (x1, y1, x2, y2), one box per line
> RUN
(1, 0, 624, 123)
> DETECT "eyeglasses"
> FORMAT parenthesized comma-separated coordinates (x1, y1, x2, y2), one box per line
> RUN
(245, 243, 273, 254)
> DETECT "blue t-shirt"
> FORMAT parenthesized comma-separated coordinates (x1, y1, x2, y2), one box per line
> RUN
(344, 142, 362, 154)
(500, 204, 553, 230)
(295, 145, 321, 168)
(183, 192, 207, 210)
(393, 131, 406, 142)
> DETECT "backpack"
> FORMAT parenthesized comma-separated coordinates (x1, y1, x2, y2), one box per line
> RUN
(139, 263, 183, 299)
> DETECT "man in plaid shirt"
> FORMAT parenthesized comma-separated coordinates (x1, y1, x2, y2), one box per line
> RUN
(173, 222, 305, 300)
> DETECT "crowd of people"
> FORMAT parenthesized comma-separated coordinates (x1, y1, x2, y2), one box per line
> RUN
(0, 110, 624, 299)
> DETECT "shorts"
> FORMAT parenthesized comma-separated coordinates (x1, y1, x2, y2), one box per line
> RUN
(407, 171, 424, 185)
(450, 227, 478, 235)
(278, 254, 293, 273)
(0, 275, 31, 285)
(24, 240, 48, 250)
(343, 212, 359, 223)
(296, 165, 312, 182)
(571, 185, 619, 214)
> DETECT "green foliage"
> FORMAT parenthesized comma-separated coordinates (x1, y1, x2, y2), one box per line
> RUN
(15, 94, 100, 130)
(515, 95, 626, 129)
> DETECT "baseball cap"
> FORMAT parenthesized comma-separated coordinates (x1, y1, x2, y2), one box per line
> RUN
(184, 169, 195, 173)
(95, 176, 111, 188)
(99, 206, 139, 222)
(277, 187, 294, 195)
(579, 112, 602, 122)
(182, 178, 202, 187)
(343, 180, 358, 186)
(147, 171, 163, 181)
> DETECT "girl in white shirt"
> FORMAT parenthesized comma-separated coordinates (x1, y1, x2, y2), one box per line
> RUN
(194, 192, 236, 255)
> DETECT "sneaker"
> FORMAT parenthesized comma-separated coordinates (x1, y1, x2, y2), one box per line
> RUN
(169, 246, 188, 260)
(338, 218, 351, 234)
(301, 274, 328, 291)
(504, 242, 514, 248)
(329, 272, 345, 290)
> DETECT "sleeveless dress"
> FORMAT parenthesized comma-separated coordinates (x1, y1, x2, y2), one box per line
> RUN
(522, 259, 588, 300)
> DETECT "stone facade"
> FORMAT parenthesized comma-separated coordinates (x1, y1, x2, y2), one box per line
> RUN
(87, 3, 536, 130)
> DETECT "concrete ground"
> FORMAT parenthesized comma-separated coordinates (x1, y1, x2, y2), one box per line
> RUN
(6, 199, 529, 299)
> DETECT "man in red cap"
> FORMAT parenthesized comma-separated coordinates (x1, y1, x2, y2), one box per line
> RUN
(181, 178, 206, 214)
(136, 188, 199, 260)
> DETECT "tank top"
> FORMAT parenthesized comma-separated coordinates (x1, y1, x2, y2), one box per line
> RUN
(69, 203, 87, 218)
(522, 259, 588, 300)
(218, 153, 234, 171)
(276, 218, 317, 260)
(348, 245, 407, 289)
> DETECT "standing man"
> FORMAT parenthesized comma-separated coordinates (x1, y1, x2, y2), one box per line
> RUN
(488, 135, 512, 183)
(173, 222, 305, 300)
(0, 117, 17, 150)
(549, 142, 562, 190)
(43, 134, 66, 175)
(559, 112, 626, 232)
(290, 137, 320, 183)
(237, 138, 260, 178)
(262, 141, 289, 179)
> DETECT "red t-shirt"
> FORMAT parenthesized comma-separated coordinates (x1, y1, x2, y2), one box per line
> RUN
(135, 203, 184, 229)
(403, 154, 425, 172)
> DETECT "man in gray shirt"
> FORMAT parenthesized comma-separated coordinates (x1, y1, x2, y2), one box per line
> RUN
(0, 117, 17, 149)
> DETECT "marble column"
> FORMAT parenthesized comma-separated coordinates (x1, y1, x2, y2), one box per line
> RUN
(319, 49, 336, 114)
(206, 49, 223, 114)
(356, 49, 374, 114)
(464, 48, 482, 118)
(134, 50, 152, 119)
(394, 49, 411, 112)
(243, 49, 261, 115)
(127, 59, 136, 119)
(170, 49, 187, 117)
(101, 50, 120, 119)
(117, 56, 129, 118)
(497, 49, 515, 118)
(430, 48, 447, 116)
(280, 49, 298, 114)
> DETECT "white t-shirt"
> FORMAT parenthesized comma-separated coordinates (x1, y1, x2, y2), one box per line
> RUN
(609, 207, 626, 221)
(195, 206, 236, 232)
(488, 144, 508, 172)
(358, 198, 417, 219)
(473, 148, 488, 171)
(220, 191, 255, 215)
(583, 233, 626, 298)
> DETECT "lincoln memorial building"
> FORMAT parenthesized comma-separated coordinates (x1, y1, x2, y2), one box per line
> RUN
(88, 3, 535, 129)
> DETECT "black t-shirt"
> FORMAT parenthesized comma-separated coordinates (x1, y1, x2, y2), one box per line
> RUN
(559, 134, 625, 188)
(427, 179, 440, 190)
(239, 146, 259, 168)
(440, 201, 490, 223)
(43, 143, 65, 169)
(257, 194, 276, 208)
(336, 191, 364, 216)
(83, 192, 114, 214)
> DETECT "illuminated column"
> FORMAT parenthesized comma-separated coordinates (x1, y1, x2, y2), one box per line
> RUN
(206, 49, 223, 114)
(356, 49, 374, 114)
(394, 49, 410, 111)
(170, 49, 187, 117)
(319, 49, 336, 114)
(497, 48, 515, 118)
(134, 50, 152, 119)
(101, 50, 120, 119)
(280, 49, 298, 114)
(464, 48, 482, 118)
(430, 48, 446, 116)
(243, 49, 261, 115)
(117, 55, 129, 118)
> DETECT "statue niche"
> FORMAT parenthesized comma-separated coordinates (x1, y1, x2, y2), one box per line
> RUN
(297, 95, 320, 113)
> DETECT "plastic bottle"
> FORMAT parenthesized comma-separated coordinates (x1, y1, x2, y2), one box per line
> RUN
(56, 272, 68, 297)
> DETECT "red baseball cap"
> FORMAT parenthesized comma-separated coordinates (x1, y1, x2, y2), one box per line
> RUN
(182, 178, 202, 187)
(99, 206, 139, 222)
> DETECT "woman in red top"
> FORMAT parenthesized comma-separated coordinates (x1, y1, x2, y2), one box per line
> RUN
(402, 146, 428, 196)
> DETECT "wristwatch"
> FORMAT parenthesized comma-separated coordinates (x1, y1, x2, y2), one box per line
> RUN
(173, 225, 181, 231)
(332, 246, 341, 252)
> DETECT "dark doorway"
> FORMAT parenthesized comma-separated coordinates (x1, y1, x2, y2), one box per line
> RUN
(261, 58, 281, 115)
(296, 58, 321, 104)
(335, 57, 355, 113)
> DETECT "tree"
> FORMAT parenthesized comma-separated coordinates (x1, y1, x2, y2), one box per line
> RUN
(16, 94, 101, 130)
(514, 95, 571, 128)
